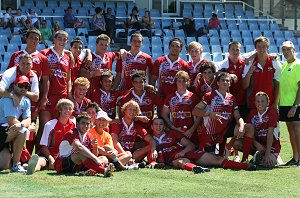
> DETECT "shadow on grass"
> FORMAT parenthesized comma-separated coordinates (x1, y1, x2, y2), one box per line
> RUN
(0, 170, 10, 175)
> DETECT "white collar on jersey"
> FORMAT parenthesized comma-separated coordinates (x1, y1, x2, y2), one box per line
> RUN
(165, 55, 180, 69)
(215, 89, 229, 105)
(175, 90, 189, 102)
(23, 49, 39, 56)
(257, 107, 269, 123)
(50, 46, 65, 60)
(100, 88, 111, 100)
(128, 51, 142, 61)
(122, 117, 134, 135)
(191, 58, 203, 72)
(203, 75, 216, 88)
(132, 90, 146, 104)
(153, 132, 166, 144)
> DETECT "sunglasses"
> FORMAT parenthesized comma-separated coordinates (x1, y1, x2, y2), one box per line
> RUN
(18, 83, 30, 89)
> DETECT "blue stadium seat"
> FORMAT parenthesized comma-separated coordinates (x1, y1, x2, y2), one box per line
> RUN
(59, 1, 69, 7)
(231, 30, 241, 37)
(198, 37, 209, 46)
(269, 45, 279, 54)
(88, 36, 97, 45)
(209, 29, 219, 37)
(194, 3, 203, 11)
(220, 30, 230, 38)
(252, 30, 262, 39)
(186, 37, 196, 45)
(150, 9, 160, 17)
(183, 10, 193, 18)
(231, 36, 242, 44)
(245, 10, 254, 17)
(7, 44, 19, 53)
(202, 44, 211, 53)
(275, 37, 285, 46)
(152, 45, 163, 55)
(152, 53, 161, 61)
(163, 36, 172, 46)
(215, 4, 224, 12)
(173, 21, 182, 28)
(259, 23, 270, 31)
(222, 45, 229, 53)
(263, 30, 273, 38)
(65, 28, 76, 38)
(210, 37, 220, 45)
(163, 29, 174, 37)
(227, 23, 238, 30)
(221, 37, 231, 46)
(152, 37, 162, 46)
(274, 30, 284, 38)
(10, 35, 22, 45)
(249, 22, 259, 30)
(183, 3, 193, 10)
(211, 45, 222, 53)
(284, 31, 294, 39)
(0, 45, 5, 55)
(153, 19, 161, 29)
(162, 20, 172, 29)
(141, 45, 151, 55)
(238, 23, 249, 31)
(245, 45, 255, 52)
(202, 52, 212, 61)
(193, 11, 203, 18)
(0, 35, 9, 46)
(242, 31, 251, 38)
(243, 37, 253, 45)
(270, 23, 280, 31)
(105, 2, 115, 10)
(175, 29, 185, 37)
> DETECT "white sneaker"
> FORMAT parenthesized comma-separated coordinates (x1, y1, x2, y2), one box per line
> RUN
(27, 154, 39, 175)
(11, 162, 27, 173)
(233, 155, 241, 162)
(125, 163, 139, 170)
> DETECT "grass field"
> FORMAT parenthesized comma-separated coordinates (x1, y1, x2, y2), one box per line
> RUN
(1, 122, 300, 198)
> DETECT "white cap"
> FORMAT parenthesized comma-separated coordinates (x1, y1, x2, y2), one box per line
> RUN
(96, 111, 112, 121)
(281, 41, 294, 49)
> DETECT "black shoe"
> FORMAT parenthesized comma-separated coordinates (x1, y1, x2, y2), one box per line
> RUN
(138, 161, 147, 168)
(112, 161, 121, 171)
(253, 151, 264, 165)
(192, 166, 210, 174)
(247, 159, 257, 171)
(146, 163, 165, 169)
(284, 158, 299, 166)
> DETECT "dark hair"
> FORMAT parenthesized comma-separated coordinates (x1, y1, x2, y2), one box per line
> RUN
(216, 72, 231, 82)
(132, 6, 139, 13)
(199, 61, 217, 73)
(6, 7, 12, 12)
(76, 112, 91, 123)
(228, 41, 242, 49)
(67, 6, 72, 10)
(100, 71, 114, 82)
(95, 7, 102, 14)
(131, 71, 146, 82)
(169, 37, 183, 48)
(70, 37, 83, 47)
(26, 28, 42, 40)
(212, 13, 217, 18)
(152, 116, 165, 125)
(85, 102, 101, 112)
(130, 31, 143, 42)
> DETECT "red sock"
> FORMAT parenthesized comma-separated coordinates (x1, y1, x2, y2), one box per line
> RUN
(218, 140, 226, 157)
(221, 159, 248, 170)
(147, 152, 156, 164)
(82, 158, 105, 174)
(184, 163, 196, 171)
(241, 136, 253, 162)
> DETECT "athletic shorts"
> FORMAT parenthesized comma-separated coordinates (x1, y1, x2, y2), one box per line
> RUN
(0, 125, 9, 152)
(279, 106, 300, 121)
(61, 155, 79, 174)
(167, 150, 205, 164)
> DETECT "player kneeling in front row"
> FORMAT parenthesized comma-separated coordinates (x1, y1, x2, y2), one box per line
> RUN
(151, 117, 256, 173)
(233, 92, 281, 168)
(54, 112, 114, 177)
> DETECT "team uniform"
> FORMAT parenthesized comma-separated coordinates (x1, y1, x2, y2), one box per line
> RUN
(116, 51, 153, 90)
(153, 56, 189, 98)
(91, 88, 127, 119)
(245, 108, 281, 157)
(71, 50, 88, 84)
(87, 52, 119, 98)
(242, 56, 281, 109)
(72, 97, 91, 117)
(40, 47, 71, 115)
(54, 128, 98, 174)
(279, 59, 300, 121)
(153, 130, 204, 164)
(164, 90, 199, 143)
(187, 59, 208, 90)
(110, 118, 148, 153)
(40, 118, 76, 158)
(119, 90, 163, 130)
(89, 128, 114, 148)
(200, 90, 238, 148)
(194, 76, 218, 99)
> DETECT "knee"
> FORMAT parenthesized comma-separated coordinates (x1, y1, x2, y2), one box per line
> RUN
(233, 140, 243, 151)
(244, 123, 254, 137)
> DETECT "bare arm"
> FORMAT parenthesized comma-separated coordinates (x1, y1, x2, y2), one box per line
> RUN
(271, 80, 279, 109)
(143, 134, 157, 159)
(39, 75, 49, 109)
(149, 75, 158, 87)
(67, 71, 72, 99)
(72, 140, 99, 163)
(241, 65, 256, 89)
(175, 137, 195, 158)
(111, 133, 126, 154)
(112, 72, 121, 90)
(192, 101, 208, 117)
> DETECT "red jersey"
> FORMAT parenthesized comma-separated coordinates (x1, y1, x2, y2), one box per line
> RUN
(116, 51, 153, 90)
(153, 131, 204, 164)
(153, 56, 189, 98)
(71, 56, 82, 84)
(201, 90, 238, 147)
(8, 50, 50, 79)
(91, 88, 127, 119)
(40, 118, 76, 158)
(110, 118, 148, 152)
(195, 76, 218, 99)
(242, 56, 281, 109)
(164, 91, 199, 129)
(55, 128, 94, 173)
(245, 108, 281, 154)
(87, 52, 118, 98)
(120, 90, 163, 130)
(218, 57, 246, 105)
(73, 97, 91, 117)
(187, 59, 208, 87)
(40, 47, 71, 96)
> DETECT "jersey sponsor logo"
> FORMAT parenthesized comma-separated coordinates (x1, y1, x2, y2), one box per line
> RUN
(33, 57, 41, 64)
(161, 75, 174, 84)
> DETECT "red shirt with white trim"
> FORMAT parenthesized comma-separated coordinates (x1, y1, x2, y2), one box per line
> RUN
(40, 47, 71, 96)
(87, 52, 118, 98)
(245, 108, 281, 154)
(91, 89, 127, 119)
(40, 118, 76, 158)
(116, 51, 153, 90)
(55, 128, 94, 173)
(187, 58, 208, 87)
(8, 50, 50, 79)
(194, 75, 218, 99)
(73, 97, 91, 117)
(153, 56, 189, 98)
(201, 90, 237, 147)
(242, 56, 281, 108)
(164, 90, 199, 129)
(217, 56, 246, 105)
(110, 118, 148, 152)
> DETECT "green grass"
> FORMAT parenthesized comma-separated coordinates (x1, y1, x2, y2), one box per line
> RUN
(1, 122, 300, 198)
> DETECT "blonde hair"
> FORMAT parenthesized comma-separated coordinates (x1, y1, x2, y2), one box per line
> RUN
(56, 98, 74, 112)
(74, 77, 90, 89)
(121, 100, 141, 115)
(188, 41, 203, 52)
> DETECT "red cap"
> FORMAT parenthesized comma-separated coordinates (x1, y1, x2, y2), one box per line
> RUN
(15, 75, 30, 84)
